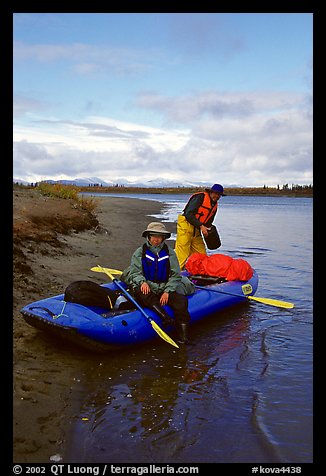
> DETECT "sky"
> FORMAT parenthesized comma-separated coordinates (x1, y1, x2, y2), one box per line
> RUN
(13, 13, 313, 187)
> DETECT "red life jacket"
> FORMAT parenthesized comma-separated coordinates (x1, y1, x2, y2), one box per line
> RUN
(184, 192, 218, 225)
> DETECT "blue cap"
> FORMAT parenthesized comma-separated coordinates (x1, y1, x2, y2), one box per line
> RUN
(206, 184, 226, 196)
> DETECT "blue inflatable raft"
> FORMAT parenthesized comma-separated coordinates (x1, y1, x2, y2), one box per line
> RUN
(21, 270, 259, 351)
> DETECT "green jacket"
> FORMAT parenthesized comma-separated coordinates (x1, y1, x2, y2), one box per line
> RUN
(121, 239, 195, 295)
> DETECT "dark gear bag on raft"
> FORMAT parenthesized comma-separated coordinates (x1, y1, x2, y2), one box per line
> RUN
(64, 280, 118, 309)
(203, 224, 221, 250)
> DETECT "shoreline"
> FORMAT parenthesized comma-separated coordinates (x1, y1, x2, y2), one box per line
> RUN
(74, 184, 313, 198)
(13, 189, 172, 463)
(15, 183, 313, 198)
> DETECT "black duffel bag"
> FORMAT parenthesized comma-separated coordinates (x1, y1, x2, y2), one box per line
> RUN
(203, 225, 221, 250)
(64, 280, 118, 309)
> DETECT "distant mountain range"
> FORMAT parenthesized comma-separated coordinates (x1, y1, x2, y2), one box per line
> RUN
(14, 176, 241, 188)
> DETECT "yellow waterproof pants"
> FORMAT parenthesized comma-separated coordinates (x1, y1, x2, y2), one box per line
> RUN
(175, 215, 206, 270)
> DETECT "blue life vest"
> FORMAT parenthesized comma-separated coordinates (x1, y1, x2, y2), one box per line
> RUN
(142, 243, 170, 283)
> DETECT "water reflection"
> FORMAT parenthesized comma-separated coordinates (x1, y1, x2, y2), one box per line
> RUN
(65, 310, 255, 463)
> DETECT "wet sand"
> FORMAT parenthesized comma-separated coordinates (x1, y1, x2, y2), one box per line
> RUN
(13, 188, 174, 463)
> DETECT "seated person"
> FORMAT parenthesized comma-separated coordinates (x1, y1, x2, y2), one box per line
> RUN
(121, 222, 195, 344)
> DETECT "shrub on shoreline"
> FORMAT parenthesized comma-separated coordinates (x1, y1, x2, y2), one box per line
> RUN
(36, 182, 97, 213)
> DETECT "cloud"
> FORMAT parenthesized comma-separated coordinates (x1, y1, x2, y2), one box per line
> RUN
(13, 94, 50, 118)
(13, 88, 312, 186)
(13, 41, 156, 78)
(135, 92, 253, 122)
(13, 116, 191, 182)
(135, 90, 307, 123)
(167, 13, 246, 57)
(36, 119, 152, 140)
(131, 89, 313, 184)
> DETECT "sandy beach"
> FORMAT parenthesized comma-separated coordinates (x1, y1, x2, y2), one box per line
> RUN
(13, 187, 174, 463)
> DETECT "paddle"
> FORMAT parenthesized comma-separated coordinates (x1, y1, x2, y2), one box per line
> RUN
(93, 266, 294, 310)
(195, 285, 294, 309)
(90, 265, 179, 349)
(91, 266, 123, 277)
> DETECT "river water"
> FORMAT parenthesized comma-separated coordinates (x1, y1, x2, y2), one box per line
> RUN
(66, 194, 313, 464)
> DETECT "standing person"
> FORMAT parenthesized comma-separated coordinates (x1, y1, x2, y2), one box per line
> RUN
(175, 183, 226, 270)
(121, 222, 195, 344)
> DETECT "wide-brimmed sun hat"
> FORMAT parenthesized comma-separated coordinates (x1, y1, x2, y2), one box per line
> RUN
(205, 183, 226, 196)
(142, 222, 171, 239)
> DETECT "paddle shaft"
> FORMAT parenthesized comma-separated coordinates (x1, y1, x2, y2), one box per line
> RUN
(195, 285, 250, 301)
(91, 265, 180, 348)
(195, 285, 294, 308)
(111, 278, 153, 323)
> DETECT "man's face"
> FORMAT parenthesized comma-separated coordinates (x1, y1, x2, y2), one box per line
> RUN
(210, 191, 221, 202)
(148, 234, 164, 246)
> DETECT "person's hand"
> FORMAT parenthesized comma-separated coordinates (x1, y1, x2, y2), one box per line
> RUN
(160, 292, 169, 305)
(140, 282, 151, 294)
(200, 225, 210, 237)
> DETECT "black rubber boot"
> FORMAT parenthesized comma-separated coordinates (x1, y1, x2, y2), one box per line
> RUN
(176, 323, 190, 344)
(152, 304, 174, 328)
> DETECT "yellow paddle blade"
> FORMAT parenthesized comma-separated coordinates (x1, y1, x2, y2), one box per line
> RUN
(151, 320, 179, 348)
(91, 266, 122, 277)
(103, 267, 122, 276)
(248, 295, 294, 309)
